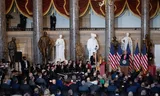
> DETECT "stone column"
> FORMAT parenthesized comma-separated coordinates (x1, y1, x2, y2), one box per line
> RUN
(105, 0, 115, 72)
(0, 0, 7, 60)
(70, 0, 79, 61)
(105, 0, 115, 60)
(141, 0, 150, 47)
(33, 0, 43, 64)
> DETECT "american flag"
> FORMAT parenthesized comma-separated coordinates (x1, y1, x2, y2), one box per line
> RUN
(141, 44, 148, 73)
(117, 44, 123, 66)
(127, 43, 133, 71)
(109, 43, 118, 70)
(133, 43, 141, 71)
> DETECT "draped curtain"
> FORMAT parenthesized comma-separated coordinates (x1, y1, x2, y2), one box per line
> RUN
(52, 0, 90, 17)
(13, 0, 52, 17)
(114, 0, 126, 17)
(5, 0, 14, 14)
(5, 0, 160, 19)
(15, 0, 31, 17)
(127, 0, 159, 18)
(53, 0, 69, 17)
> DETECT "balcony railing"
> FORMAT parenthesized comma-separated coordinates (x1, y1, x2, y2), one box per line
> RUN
(7, 27, 160, 31)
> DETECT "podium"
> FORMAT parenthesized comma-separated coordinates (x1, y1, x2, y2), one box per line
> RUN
(120, 66, 129, 76)
(148, 65, 156, 76)
(120, 59, 129, 76)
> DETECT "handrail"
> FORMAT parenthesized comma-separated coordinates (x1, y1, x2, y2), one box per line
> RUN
(7, 27, 160, 31)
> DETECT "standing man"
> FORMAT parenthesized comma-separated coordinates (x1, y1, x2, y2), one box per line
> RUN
(90, 52, 98, 71)
(50, 13, 57, 30)
(21, 56, 30, 76)
(90, 52, 96, 66)
(8, 37, 17, 68)
(120, 50, 130, 75)
(19, 14, 27, 30)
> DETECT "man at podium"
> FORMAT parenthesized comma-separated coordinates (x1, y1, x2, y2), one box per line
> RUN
(120, 50, 130, 75)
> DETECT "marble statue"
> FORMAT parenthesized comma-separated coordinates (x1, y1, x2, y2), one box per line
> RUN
(55, 35, 65, 62)
(87, 33, 99, 59)
(121, 33, 133, 55)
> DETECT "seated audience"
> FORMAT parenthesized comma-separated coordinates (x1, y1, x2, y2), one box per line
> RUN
(0, 58, 160, 96)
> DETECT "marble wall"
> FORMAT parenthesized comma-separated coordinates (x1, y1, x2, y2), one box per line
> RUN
(7, 29, 160, 63)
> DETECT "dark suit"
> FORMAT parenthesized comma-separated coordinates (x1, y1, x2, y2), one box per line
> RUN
(69, 83, 79, 95)
(49, 84, 58, 94)
(50, 15, 56, 30)
(0, 83, 11, 95)
(19, 83, 32, 95)
(90, 55, 98, 65)
(19, 14, 27, 30)
(90, 55, 95, 65)
(120, 54, 130, 66)
(21, 60, 30, 76)
(120, 54, 130, 75)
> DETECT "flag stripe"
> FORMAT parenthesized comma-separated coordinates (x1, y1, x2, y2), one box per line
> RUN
(141, 44, 148, 73)
(127, 43, 133, 72)
(133, 43, 141, 71)
(109, 43, 118, 70)
(116, 44, 123, 67)
(109, 54, 118, 70)
(133, 54, 141, 70)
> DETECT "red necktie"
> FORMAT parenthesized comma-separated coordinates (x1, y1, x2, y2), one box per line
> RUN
(124, 55, 126, 59)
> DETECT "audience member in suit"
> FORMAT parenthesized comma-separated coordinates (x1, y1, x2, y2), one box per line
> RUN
(49, 79, 58, 94)
(35, 72, 47, 87)
(20, 78, 32, 95)
(66, 60, 73, 72)
(0, 76, 11, 95)
(90, 52, 97, 66)
(77, 60, 83, 72)
(150, 83, 160, 96)
(90, 52, 98, 72)
(69, 79, 79, 96)
(11, 77, 20, 94)
(79, 80, 89, 94)
(21, 56, 30, 76)
(137, 82, 148, 96)
(106, 80, 117, 96)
